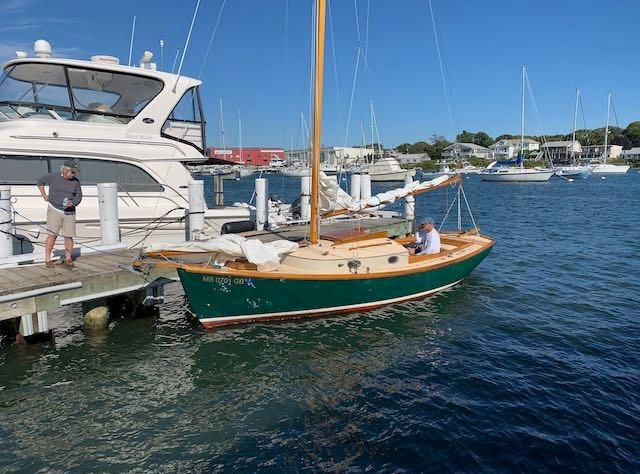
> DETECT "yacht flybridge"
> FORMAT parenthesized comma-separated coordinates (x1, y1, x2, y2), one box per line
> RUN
(0, 40, 248, 255)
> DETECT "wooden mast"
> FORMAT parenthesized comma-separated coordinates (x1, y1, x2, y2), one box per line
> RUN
(310, 0, 326, 245)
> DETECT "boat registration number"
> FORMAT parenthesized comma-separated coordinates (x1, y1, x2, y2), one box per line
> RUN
(202, 276, 248, 285)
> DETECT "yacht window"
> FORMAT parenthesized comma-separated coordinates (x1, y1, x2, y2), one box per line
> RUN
(0, 63, 163, 124)
(67, 67, 163, 124)
(0, 64, 73, 120)
(162, 87, 206, 153)
(49, 157, 163, 192)
(0, 155, 49, 183)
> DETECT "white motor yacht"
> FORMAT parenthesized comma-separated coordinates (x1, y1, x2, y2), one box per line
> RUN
(0, 40, 248, 256)
(368, 156, 415, 182)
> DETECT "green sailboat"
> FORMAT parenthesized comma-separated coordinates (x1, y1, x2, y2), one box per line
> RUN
(137, 0, 493, 328)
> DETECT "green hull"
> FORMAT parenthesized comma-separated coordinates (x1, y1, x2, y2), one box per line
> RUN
(178, 247, 492, 328)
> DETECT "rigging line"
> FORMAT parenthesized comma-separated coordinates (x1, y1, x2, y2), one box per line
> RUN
(610, 95, 622, 129)
(171, 47, 181, 74)
(176, 0, 201, 78)
(364, 0, 370, 60)
(353, 0, 362, 43)
(327, 0, 341, 119)
(343, 48, 361, 147)
(427, 0, 455, 139)
(282, 0, 289, 148)
(198, 0, 228, 79)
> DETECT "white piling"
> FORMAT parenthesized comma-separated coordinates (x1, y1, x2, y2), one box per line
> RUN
(188, 180, 205, 240)
(97, 183, 119, 245)
(0, 186, 13, 258)
(300, 176, 311, 220)
(350, 174, 361, 201)
(360, 174, 372, 200)
(255, 178, 268, 230)
(404, 173, 415, 222)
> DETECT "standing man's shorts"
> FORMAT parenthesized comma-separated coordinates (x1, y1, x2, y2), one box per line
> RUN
(46, 208, 76, 238)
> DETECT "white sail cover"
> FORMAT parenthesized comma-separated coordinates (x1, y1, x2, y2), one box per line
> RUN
(319, 173, 450, 214)
(143, 234, 299, 271)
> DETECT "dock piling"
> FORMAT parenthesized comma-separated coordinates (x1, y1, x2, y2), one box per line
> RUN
(350, 174, 361, 201)
(360, 174, 372, 200)
(188, 180, 205, 240)
(255, 178, 268, 230)
(97, 183, 120, 245)
(404, 173, 415, 223)
(300, 176, 311, 220)
(213, 175, 224, 206)
(0, 185, 13, 258)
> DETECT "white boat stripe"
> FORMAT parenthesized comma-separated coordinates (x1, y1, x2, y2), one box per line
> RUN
(198, 279, 463, 324)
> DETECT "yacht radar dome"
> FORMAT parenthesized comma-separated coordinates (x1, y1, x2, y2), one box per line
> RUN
(34, 39, 52, 58)
(91, 55, 120, 65)
(139, 51, 156, 70)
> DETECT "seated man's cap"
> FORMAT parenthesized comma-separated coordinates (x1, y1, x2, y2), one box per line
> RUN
(421, 217, 435, 226)
(62, 160, 79, 170)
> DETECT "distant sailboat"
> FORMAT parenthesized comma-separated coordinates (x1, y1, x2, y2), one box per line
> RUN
(481, 66, 554, 182)
(590, 93, 630, 174)
(555, 89, 590, 179)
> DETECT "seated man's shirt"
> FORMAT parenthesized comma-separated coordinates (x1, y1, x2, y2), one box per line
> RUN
(414, 228, 441, 255)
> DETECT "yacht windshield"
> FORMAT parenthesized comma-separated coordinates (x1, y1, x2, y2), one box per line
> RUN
(0, 63, 163, 124)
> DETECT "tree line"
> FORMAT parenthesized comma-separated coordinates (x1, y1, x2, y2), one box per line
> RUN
(395, 121, 640, 160)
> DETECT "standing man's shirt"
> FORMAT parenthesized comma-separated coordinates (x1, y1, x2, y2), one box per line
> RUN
(37, 173, 82, 215)
(414, 228, 441, 255)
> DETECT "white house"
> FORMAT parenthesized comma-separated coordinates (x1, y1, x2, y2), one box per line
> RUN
(580, 144, 623, 161)
(489, 138, 540, 159)
(621, 147, 640, 159)
(442, 143, 489, 160)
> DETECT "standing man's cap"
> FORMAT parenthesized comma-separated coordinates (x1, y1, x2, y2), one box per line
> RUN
(62, 160, 79, 170)
(421, 217, 435, 226)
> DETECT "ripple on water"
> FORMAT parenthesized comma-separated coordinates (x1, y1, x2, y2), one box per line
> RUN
(0, 174, 639, 471)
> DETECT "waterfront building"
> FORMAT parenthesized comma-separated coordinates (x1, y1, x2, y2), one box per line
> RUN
(540, 140, 582, 163)
(580, 144, 623, 161)
(285, 146, 370, 167)
(395, 153, 430, 165)
(621, 147, 640, 160)
(442, 143, 489, 160)
(489, 138, 540, 160)
(208, 147, 285, 166)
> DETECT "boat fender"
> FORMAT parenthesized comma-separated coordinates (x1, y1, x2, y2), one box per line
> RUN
(221, 220, 256, 235)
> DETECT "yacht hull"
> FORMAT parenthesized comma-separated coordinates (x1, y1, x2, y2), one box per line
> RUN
(589, 164, 630, 174)
(555, 167, 590, 179)
(369, 169, 416, 182)
(176, 245, 492, 328)
(480, 169, 554, 182)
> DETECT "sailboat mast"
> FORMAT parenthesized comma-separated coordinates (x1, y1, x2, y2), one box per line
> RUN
(603, 92, 611, 164)
(520, 65, 525, 169)
(309, 0, 326, 245)
(571, 88, 579, 163)
(238, 111, 243, 164)
(219, 98, 226, 150)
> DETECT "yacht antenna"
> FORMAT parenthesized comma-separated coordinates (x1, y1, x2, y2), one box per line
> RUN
(171, 48, 181, 74)
(174, 0, 201, 91)
(128, 16, 136, 67)
(160, 40, 165, 71)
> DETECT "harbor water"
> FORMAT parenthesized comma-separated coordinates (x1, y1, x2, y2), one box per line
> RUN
(0, 173, 638, 472)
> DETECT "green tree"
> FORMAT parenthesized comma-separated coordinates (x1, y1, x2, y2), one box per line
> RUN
(427, 134, 452, 161)
(623, 121, 640, 147)
(473, 131, 493, 147)
(396, 143, 412, 154)
(409, 141, 429, 153)
(456, 130, 475, 143)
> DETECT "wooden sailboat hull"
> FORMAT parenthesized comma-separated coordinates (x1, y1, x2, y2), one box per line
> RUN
(176, 244, 492, 328)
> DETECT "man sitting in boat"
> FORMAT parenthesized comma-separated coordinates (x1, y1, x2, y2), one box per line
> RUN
(408, 218, 441, 255)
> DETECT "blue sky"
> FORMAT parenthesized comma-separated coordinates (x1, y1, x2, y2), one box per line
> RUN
(1, 0, 639, 148)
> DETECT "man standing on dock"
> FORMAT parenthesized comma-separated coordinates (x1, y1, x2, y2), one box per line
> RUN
(37, 161, 83, 268)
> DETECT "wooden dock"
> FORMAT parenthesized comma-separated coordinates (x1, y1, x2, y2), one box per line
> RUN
(0, 216, 411, 340)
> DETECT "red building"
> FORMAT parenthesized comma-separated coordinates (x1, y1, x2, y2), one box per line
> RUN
(207, 147, 285, 166)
